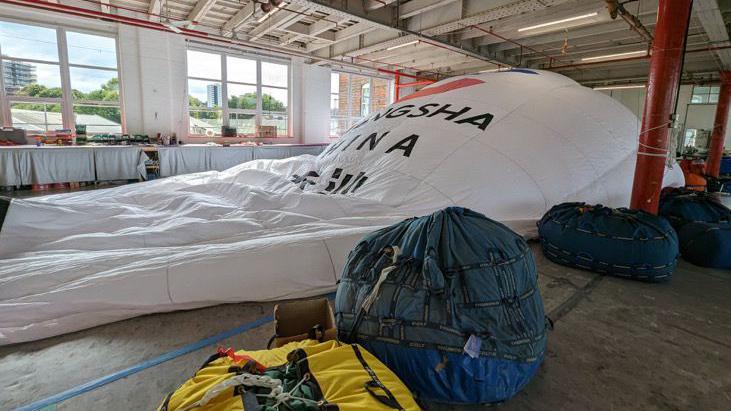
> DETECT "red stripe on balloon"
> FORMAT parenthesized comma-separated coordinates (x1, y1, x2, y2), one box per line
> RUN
(399, 78, 484, 102)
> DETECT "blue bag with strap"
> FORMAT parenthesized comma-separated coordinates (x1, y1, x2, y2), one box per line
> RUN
(335, 207, 548, 405)
(537, 203, 678, 282)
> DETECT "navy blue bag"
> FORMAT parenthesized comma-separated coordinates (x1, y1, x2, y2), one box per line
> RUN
(335, 207, 548, 405)
(678, 222, 731, 269)
(659, 188, 731, 229)
(537, 203, 678, 282)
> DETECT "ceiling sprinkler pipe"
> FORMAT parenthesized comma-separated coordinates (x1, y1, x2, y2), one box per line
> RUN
(605, 0, 654, 43)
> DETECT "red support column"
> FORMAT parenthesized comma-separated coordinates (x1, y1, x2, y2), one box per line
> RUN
(394, 70, 401, 102)
(706, 71, 731, 178)
(630, 0, 694, 213)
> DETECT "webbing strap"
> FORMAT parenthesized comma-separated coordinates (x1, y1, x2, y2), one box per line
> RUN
(351, 345, 403, 410)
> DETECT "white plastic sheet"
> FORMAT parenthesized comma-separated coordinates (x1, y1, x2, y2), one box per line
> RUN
(0, 70, 683, 344)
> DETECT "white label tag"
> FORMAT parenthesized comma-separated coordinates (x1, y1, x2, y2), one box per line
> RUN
(463, 334, 482, 359)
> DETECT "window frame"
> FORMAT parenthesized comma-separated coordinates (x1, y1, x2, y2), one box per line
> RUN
(690, 85, 720, 105)
(330, 71, 393, 139)
(0, 18, 124, 133)
(186, 46, 291, 138)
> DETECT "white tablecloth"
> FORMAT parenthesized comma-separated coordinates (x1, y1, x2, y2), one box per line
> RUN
(158, 145, 327, 177)
(0, 146, 147, 185)
(0, 144, 327, 184)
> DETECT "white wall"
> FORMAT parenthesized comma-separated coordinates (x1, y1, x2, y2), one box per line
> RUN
(601, 85, 731, 150)
(0, 4, 333, 144)
(301, 63, 332, 144)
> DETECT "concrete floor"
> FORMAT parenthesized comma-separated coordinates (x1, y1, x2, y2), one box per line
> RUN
(1, 242, 729, 410)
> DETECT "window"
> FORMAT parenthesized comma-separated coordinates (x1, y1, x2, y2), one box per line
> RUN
(0, 20, 122, 133)
(330, 72, 392, 138)
(187, 48, 290, 137)
(690, 85, 720, 104)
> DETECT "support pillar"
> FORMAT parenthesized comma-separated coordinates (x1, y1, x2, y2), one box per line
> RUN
(630, 0, 694, 213)
(706, 71, 731, 178)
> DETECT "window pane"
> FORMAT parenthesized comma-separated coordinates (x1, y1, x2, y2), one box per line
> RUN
(74, 104, 122, 133)
(66, 31, 117, 68)
(10, 102, 63, 131)
(330, 118, 348, 137)
(360, 83, 371, 116)
(189, 110, 222, 135)
(372, 78, 390, 111)
(227, 56, 256, 84)
(188, 79, 222, 108)
(711, 86, 720, 94)
(331, 73, 340, 94)
(261, 62, 287, 87)
(228, 83, 256, 109)
(262, 87, 288, 112)
(187, 50, 221, 79)
(261, 113, 287, 136)
(695, 86, 710, 95)
(70, 68, 119, 101)
(230, 112, 255, 134)
(350, 75, 370, 117)
(710, 93, 719, 104)
(0, 21, 58, 61)
(3, 61, 61, 95)
(330, 94, 340, 115)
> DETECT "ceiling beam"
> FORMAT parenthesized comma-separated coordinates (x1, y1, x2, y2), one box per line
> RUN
(248, 5, 309, 41)
(328, 0, 571, 70)
(187, 0, 218, 22)
(307, 22, 376, 52)
(148, 0, 161, 20)
(365, 0, 398, 11)
(221, 1, 255, 36)
(694, 0, 731, 69)
(399, 0, 460, 19)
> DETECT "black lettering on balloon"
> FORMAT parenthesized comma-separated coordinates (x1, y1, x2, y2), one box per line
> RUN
(427, 104, 471, 120)
(385, 105, 415, 118)
(455, 113, 494, 131)
(356, 131, 389, 151)
(407, 103, 439, 118)
(331, 173, 354, 194)
(341, 171, 365, 194)
(340, 135, 360, 151)
(372, 107, 396, 121)
(385, 134, 419, 157)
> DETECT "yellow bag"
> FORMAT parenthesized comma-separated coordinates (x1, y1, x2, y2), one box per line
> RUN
(158, 340, 324, 411)
(158, 340, 420, 411)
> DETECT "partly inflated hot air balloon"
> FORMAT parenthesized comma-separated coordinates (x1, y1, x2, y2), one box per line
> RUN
(0, 69, 683, 344)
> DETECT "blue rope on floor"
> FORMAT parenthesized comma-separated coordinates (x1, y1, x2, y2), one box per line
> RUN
(15, 293, 336, 411)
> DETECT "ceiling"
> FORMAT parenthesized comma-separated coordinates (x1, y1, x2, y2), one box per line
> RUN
(32, 0, 731, 85)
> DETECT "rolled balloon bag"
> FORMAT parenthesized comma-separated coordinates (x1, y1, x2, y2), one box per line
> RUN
(335, 207, 548, 404)
(537, 203, 678, 282)
(658, 188, 731, 230)
(678, 222, 731, 269)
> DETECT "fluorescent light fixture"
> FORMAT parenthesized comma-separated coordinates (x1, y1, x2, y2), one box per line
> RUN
(593, 84, 646, 90)
(582, 50, 647, 62)
(386, 40, 419, 51)
(518, 12, 598, 32)
(257, 2, 287, 23)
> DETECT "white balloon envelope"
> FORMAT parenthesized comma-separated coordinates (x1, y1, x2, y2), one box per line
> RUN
(0, 69, 683, 344)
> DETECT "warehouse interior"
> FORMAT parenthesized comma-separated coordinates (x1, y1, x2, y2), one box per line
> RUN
(1, 0, 730, 410)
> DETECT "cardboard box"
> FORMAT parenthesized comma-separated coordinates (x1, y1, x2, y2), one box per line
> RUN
(269, 298, 336, 348)
(256, 125, 277, 138)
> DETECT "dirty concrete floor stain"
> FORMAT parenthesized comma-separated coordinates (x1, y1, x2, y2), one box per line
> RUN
(1, 243, 729, 410)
